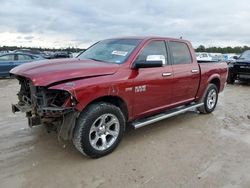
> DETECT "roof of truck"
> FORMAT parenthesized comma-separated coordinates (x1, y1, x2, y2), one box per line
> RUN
(107, 36, 190, 43)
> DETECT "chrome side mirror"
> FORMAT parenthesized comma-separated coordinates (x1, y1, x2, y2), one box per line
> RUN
(146, 55, 166, 65)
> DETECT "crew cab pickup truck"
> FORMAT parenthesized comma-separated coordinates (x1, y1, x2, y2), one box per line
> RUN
(227, 50, 250, 84)
(10, 37, 228, 158)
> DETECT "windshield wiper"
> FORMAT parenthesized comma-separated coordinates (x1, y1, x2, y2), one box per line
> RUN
(88, 58, 114, 64)
(88, 58, 103, 62)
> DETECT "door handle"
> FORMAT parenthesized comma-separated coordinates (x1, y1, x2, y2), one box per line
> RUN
(191, 69, 199, 73)
(162, 72, 172, 77)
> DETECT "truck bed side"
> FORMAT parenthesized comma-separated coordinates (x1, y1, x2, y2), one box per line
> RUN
(196, 62, 228, 100)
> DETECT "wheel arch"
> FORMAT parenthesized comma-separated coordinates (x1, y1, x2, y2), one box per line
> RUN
(208, 76, 221, 91)
(84, 95, 129, 121)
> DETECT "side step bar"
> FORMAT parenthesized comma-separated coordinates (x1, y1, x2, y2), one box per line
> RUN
(132, 103, 204, 129)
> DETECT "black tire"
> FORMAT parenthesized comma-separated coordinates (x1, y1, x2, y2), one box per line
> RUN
(73, 102, 125, 158)
(198, 84, 218, 114)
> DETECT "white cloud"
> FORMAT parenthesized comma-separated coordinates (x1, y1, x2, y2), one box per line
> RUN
(0, 0, 250, 48)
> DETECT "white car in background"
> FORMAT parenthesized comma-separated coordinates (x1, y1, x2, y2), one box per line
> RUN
(196, 52, 213, 61)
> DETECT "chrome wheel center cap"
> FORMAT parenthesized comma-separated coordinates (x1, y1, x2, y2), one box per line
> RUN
(98, 126, 106, 135)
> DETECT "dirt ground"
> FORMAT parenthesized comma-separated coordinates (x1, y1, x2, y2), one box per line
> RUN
(0, 79, 250, 188)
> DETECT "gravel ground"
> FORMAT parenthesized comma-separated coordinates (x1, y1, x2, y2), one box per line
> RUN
(0, 79, 250, 188)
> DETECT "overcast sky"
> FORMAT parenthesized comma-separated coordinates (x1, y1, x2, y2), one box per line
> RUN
(0, 0, 250, 48)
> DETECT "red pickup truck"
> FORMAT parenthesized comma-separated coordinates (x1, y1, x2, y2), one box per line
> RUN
(10, 37, 228, 158)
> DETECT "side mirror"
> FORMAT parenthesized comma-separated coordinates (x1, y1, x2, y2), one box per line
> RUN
(146, 55, 166, 65)
(233, 56, 239, 60)
(133, 55, 165, 69)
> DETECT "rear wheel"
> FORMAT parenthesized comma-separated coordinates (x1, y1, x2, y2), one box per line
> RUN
(198, 84, 218, 114)
(73, 102, 125, 158)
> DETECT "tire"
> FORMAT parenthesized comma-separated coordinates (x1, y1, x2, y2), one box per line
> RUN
(73, 102, 125, 158)
(198, 84, 218, 114)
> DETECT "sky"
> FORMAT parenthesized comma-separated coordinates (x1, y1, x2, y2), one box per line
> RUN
(0, 0, 250, 48)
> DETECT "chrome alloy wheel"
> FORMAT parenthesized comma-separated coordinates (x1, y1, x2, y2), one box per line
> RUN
(207, 89, 217, 110)
(89, 114, 120, 151)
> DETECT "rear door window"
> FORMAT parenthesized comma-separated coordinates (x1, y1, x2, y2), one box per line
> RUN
(18, 55, 33, 61)
(169, 42, 192, 65)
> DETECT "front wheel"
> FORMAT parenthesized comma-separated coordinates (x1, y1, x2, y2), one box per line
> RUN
(198, 84, 218, 114)
(73, 102, 125, 158)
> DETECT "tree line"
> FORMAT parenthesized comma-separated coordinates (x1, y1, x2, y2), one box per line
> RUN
(0, 46, 85, 53)
(196, 45, 250, 54)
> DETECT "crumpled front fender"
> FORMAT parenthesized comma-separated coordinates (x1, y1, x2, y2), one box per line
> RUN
(48, 82, 84, 111)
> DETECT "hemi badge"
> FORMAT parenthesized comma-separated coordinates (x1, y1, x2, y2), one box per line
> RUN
(125, 87, 133, 92)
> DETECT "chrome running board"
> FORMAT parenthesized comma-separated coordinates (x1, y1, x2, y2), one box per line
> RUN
(132, 103, 204, 129)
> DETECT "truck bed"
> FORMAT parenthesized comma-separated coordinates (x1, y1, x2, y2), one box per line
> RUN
(196, 61, 228, 99)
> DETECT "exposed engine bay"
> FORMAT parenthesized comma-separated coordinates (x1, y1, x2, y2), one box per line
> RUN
(12, 76, 78, 140)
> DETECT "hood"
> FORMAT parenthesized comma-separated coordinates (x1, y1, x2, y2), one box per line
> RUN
(10, 58, 119, 86)
(236, 59, 250, 64)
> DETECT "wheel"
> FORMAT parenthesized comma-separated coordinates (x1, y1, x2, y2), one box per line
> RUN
(198, 84, 218, 114)
(73, 102, 125, 158)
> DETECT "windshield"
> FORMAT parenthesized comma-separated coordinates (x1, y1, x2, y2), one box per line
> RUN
(240, 50, 250, 60)
(78, 39, 142, 64)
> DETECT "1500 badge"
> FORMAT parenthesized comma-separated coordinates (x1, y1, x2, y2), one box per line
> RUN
(135, 85, 147, 93)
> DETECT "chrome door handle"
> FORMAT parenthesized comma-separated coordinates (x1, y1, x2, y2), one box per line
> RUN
(162, 72, 172, 77)
(191, 69, 199, 73)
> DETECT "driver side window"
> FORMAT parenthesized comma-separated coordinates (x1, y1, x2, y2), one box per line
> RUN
(135, 41, 168, 65)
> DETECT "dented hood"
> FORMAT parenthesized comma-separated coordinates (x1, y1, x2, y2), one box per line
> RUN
(10, 58, 119, 86)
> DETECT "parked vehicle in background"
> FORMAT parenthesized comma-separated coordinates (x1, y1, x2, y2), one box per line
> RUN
(196, 52, 227, 62)
(14, 49, 42, 55)
(14, 49, 52, 59)
(223, 53, 238, 63)
(73, 50, 86, 58)
(10, 37, 228, 158)
(196, 52, 213, 61)
(0, 51, 10, 55)
(210, 53, 226, 62)
(227, 50, 250, 84)
(51, 51, 72, 59)
(14, 49, 73, 59)
(0, 53, 44, 77)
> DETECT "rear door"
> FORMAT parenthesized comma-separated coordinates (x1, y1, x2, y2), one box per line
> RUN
(168, 41, 200, 104)
(0, 54, 16, 76)
(132, 40, 173, 118)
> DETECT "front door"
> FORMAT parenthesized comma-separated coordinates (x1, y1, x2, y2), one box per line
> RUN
(132, 40, 173, 118)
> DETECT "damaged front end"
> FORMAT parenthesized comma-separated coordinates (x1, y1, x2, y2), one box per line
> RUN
(12, 76, 79, 140)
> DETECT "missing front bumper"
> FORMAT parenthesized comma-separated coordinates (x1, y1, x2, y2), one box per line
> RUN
(12, 103, 74, 116)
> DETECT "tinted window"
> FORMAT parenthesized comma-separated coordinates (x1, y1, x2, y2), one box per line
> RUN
(135, 41, 167, 64)
(18, 55, 32, 61)
(169, 42, 192, 64)
(0, 55, 15, 61)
